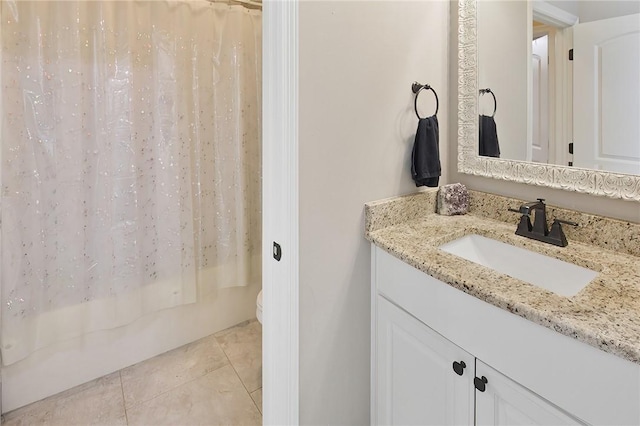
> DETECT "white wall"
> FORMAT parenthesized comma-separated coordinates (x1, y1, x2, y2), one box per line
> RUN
(477, 0, 530, 161)
(547, 0, 579, 17)
(578, 1, 640, 23)
(297, 1, 450, 423)
(546, 1, 640, 23)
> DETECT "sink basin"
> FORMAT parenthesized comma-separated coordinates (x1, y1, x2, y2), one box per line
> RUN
(439, 234, 598, 297)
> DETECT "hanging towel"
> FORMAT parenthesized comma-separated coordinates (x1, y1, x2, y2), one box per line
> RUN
(411, 115, 440, 187)
(479, 115, 500, 158)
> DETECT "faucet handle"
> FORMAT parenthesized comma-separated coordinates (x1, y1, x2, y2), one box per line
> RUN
(537, 198, 546, 203)
(554, 218, 579, 227)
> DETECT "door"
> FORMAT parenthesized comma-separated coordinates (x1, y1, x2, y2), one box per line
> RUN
(532, 35, 550, 163)
(573, 14, 640, 174)
(375, 296, 474, 426)
(475, 360, 586, 425)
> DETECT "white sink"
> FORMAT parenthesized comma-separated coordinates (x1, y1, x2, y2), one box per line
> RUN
(439, 234, 598, 297)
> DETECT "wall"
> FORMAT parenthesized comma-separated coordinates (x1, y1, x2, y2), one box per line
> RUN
(449, 2, 640, 224)
(547, 0, 579, 17)
(546, 0, 640, 24)
(578, 1, 639, 23)
(477, 0, 529, 161)
(297, 1, 450, 423)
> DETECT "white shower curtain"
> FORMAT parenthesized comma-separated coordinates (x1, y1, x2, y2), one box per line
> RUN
(0, 0, 262, 365)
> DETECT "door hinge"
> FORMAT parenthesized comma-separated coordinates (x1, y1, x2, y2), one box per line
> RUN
(568, 142, 574, 166)
(569, 48, 574, 61)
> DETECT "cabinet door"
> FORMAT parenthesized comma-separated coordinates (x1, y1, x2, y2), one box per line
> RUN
(475, 360, 586, 425)
(375, 296, 475, 425)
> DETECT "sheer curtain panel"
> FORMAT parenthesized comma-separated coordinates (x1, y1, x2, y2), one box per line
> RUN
(0, 0, 262, 365)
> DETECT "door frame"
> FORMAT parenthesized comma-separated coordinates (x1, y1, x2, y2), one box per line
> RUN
(532, 1, 578, 167)
(262, 0, 300, 424)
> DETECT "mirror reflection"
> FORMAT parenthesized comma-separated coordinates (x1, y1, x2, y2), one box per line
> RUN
(477, 0, 640, 176)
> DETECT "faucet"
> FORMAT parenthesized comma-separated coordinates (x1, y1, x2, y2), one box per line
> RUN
(509, 199, 578, 247)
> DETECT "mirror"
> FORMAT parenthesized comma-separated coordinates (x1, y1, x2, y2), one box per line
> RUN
(476, 0, 639, 175)
(457, 0, 640, 201)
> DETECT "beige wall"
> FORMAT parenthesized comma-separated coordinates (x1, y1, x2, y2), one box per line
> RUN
(298, 1, 450, 423)
(449, 1, 640, 223)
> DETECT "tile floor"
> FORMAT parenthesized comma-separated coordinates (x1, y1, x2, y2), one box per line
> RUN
(2, 320, 262, 426)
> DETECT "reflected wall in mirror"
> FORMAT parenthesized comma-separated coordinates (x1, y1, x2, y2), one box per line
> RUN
(476, 0, 640, 176)
(456, 0, 640, 201)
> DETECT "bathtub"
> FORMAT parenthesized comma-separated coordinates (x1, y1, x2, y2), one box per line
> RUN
(1, 260, 261, 412)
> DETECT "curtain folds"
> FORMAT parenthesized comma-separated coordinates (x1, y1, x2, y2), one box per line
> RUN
(0, 0, 261, 365)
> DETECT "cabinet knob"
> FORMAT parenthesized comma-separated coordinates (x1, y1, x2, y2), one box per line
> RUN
(452, 361, 466, 376)
(474, 376, 488, 392)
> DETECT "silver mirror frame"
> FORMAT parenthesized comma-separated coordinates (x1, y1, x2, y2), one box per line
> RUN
(456, 0, 640, 201)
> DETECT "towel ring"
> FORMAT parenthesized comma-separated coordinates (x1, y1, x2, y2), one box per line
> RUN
(412, 82, 439, 119)
(479, 88, 497, 117)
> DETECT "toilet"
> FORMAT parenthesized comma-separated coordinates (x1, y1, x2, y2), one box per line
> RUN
(256, 290, 263, 324)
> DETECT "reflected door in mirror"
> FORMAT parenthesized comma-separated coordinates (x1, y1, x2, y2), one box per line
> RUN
(573, 13, 640, 175)
(532, 35, 550, 164)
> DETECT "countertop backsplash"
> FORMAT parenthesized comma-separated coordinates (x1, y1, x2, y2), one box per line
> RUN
(467, 190, 640, 258)
(365, 188, 640, 258)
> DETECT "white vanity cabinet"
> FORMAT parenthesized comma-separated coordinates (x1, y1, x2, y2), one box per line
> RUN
(376, 296, 474, 425)
(475, 360, 583, 425)
(376, 295, 584, 425)
(371, 245, 640, 426)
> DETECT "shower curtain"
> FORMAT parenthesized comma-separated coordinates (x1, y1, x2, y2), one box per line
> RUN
(0, 0, 262, 365)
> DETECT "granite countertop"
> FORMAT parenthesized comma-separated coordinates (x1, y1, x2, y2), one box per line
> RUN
(365, 190, 640, 365)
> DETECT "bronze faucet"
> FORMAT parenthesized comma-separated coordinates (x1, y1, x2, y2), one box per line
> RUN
(509, 199, 578, 247)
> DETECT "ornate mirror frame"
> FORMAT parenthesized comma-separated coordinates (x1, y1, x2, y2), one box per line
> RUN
(457, 0, 640, 201)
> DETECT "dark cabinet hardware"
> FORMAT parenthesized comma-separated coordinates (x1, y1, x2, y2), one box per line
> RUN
(474, 376, 488, 392)
(452, 361, 466, 376)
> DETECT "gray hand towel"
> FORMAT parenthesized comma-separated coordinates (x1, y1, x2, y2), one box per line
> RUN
(411, 115, 440, 187)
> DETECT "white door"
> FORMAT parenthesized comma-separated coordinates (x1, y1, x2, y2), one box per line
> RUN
(375, 296, 474, 426)
(573, 14, 640, 174)
(532, 35, 550, 163)
(475, 360, 586, 425)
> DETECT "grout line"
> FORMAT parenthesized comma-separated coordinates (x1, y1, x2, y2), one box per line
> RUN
(250, 388, 263, 415)
(217, 336, 248, 393)
(121, 360, 231, 412)
(214, 326, 263, 415)
(119, 370, 129, 425)
(121, 336, 232, 412)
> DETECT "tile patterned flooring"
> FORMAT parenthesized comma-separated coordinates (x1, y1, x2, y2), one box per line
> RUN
(2, 320, 263, 426)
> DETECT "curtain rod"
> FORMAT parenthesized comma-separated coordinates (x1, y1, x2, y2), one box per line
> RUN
(208, 0, 262, 10)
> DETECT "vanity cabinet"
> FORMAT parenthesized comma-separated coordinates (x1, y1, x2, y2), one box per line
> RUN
(475, 360, 583, 425)
(376, 295, 583, 425)
(376, 296, 474, 425)
(371, 245, 640, 426)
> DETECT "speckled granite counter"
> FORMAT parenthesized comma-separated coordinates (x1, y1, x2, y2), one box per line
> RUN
(365, 189, 640, 364)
